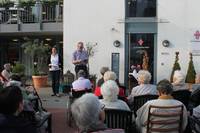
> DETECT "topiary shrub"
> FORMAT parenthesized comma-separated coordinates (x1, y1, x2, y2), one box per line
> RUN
(170, 52, 181, 82)
(185, 53, 196, 83)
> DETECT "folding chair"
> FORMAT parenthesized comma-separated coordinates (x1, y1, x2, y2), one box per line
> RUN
(21, 85, 52, 133)
(146, 105, 184, 133)
(131, 94, 158, 116)
(104, 109, 134, 133)
(189, 115, 200, 133)
(172, 90, 191, 109)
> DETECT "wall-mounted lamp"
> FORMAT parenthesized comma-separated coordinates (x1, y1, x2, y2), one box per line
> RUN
(162, 40, 170, 47)
(113, 40, 121, 47)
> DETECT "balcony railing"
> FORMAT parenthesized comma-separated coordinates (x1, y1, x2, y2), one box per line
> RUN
(0, 3, 63, 24)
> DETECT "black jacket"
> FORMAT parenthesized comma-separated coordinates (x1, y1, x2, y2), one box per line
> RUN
(0, 113, 37, 133)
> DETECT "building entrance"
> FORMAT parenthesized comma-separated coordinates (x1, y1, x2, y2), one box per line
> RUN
(128, 33, 155, 92)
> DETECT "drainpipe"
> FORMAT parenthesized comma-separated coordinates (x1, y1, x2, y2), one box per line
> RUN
(15, 0, 21, 31)
(35, 0, 42, 30)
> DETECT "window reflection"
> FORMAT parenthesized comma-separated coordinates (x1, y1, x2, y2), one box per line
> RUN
(127, 0, 156, 17)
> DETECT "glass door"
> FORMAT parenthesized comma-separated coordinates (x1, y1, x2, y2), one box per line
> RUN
(128, 33, 154, 92)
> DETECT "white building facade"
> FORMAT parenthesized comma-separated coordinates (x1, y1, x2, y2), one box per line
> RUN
(64, 0, 200, 87)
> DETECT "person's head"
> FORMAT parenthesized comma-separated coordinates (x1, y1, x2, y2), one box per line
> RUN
(137, 70, 151, 84)
(77, 69, 86, 78)
(0, 86, 23, 115)
(103, 71, 117, 82)
(77, 42, 84, 51)
(173, 70, 185, 84)
(100, 67, 109, 76)
(4, 63, 11, 71)
(157, 79, 173, 96)
(101, 80, 119, 102)
(71, 93, 105, 131)
(195, 73, 200, 84)
(51, 47, 57, 55)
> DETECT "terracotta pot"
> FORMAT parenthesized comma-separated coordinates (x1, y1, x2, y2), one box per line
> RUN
(32, 75, 48, 89)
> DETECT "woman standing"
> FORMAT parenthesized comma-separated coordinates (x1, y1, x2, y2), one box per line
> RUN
(48, 47, 62, 97)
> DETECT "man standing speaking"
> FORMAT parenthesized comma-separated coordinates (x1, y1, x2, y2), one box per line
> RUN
(72, 42, 88, 78)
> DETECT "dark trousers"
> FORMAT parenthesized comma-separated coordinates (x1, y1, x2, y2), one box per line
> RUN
(51, 70, 60, 94)
(75, 65, 88, 78)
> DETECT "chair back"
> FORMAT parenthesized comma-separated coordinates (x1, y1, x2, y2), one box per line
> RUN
(72, 89, 92, 98)
(132, 95, 158, 116)
(172, 90, 191, 109)
(189, 115, 200, 133)
(147, 105, 184, 133)
(104, 109, 133, 132)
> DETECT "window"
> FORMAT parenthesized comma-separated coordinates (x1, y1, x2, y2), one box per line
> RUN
(127, 0, 156, 17)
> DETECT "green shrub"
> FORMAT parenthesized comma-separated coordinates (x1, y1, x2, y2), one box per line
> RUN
(12, 62, 25, 76)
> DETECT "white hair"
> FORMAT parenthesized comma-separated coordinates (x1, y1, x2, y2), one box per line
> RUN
(4, 63, 11, 70)
(71, 93, 102, 131)
(137, 70, 152, 84)
(101, 80, 119, 102)
(173, 70, 185, 84)
(103, 71, 117, 82)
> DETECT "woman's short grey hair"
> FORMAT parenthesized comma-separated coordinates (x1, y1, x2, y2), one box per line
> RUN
(103, 71, 117, 82)
(173, 70, 185, 84)
(100, 67, 109, 75)
(71, 93, 102, 131)
(101, 80, 119, 102)
(157, 79, 173, 94)
(137, 70, 152, 84)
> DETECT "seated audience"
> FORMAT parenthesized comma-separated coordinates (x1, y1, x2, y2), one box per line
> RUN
(0, 86, 37, 133)
(100, 80, 130, 111)
(172, 70, 189, 91)
(97, 66, 109, 87)
(6, 74, 36, 100)
(71, 93, 124, 133)
(72, 70, 92, 91)
(94, 71, 125, 98)
(1, 63, 12, 81)
(127, 70, 157, 103)
(136, 79, 188, 133)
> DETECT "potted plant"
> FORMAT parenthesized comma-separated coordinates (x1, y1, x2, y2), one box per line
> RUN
(12, 61, 26, 76)
(41, 0, 63, 5)
(18, 0, 36, 7)
(85, 42, 98, 89)
(22, 38, 51, 89)
(12, 61, 26, 84)
(0, 0, 14, 8)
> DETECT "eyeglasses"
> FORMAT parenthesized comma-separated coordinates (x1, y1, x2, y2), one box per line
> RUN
(101, 104, 105, 110)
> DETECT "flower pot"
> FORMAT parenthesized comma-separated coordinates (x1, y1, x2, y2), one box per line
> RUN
(32, 75, 48, 89)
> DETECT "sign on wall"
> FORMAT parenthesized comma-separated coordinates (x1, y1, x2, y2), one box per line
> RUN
(191, 30, 200, 55)
(111, 53, 120, 79)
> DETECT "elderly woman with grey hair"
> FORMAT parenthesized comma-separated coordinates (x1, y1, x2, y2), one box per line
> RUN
(172, 70, 189, 91)
(94, 71, 125, 98)
(100, 80, 130, 111)
(127, 70, 157, 103)
(71, 93, 124, 133)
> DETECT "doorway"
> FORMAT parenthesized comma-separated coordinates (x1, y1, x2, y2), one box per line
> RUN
(127, 33, 155, 92)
